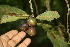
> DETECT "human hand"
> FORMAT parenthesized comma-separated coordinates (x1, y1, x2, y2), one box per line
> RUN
(0, 30, 31, 47)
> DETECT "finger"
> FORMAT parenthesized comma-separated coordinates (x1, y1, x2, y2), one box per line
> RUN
(0, 38, 3, 47)
(0, 37, 7, 47)
(1, 30, 18, 42)
(0, 30, 18, 47)
(17, 38, 31, 47)
(5, 30, 18, 40)
(8, 31, 26, 47)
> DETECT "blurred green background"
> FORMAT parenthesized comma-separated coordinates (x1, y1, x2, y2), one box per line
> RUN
(0, 0, 70, 47)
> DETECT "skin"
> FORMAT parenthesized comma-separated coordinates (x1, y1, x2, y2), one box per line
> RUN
(0, 30, 31, 47)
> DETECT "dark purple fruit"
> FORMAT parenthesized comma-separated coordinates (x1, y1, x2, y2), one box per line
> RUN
(26, 27, 36, 36)
(19, 21, 28, 31)
(27, 17, 37, 26)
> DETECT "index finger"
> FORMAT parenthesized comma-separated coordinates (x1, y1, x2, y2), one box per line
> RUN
(17, 38, 31, 47)
(1, 30, 18, 41)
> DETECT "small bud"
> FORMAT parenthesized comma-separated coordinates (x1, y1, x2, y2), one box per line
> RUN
(19, 21, 28, 31)
(27, 17, 37, 26)
(26, 27, 36, 36)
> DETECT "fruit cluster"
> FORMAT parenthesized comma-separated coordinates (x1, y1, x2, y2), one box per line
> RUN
(19, 17, 37, 36)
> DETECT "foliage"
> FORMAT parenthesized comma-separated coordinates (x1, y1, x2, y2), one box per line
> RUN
(47, 32, 68, 47)
(36, 11, 60, 21)
(0, 5, 29, 24)
(37, 23, 68, 47)
(0, 0, 69, 47)
(0, 5, 60, 23)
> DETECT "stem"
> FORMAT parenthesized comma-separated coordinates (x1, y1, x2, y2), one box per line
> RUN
(33, 0, 38, 15)
(29, 0, 34, 17)
(45, 0, 51, 11)
(65, 0, 70, 43)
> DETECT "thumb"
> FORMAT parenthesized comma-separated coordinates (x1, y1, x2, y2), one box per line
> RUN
(0, 37, 3, 47)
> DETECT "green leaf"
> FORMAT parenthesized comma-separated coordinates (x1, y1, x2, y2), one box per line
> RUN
(0, 5, 29, 24)
(0, 5, 27, 14)
(36, 11, 60, 21)
(47, 31, 68, 47)
(0, 13, 28, 24)
(38, 23, 68, 47)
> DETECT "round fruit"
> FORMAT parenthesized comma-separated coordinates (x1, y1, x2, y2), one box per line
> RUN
(26, 27, 36, 36)
(27, 17, 37, 26)
(19, 21, 28, 31)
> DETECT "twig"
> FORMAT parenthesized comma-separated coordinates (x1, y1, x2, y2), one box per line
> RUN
(65, 0, 70, 43)
(45, 0, 51, 11)
(33, 0, 38, 15)
(29, 0, 34, 17)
